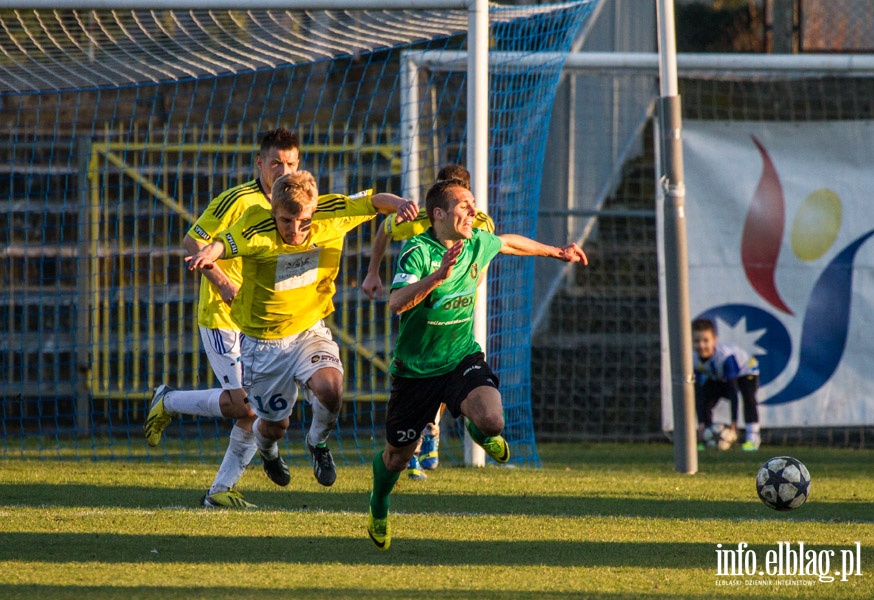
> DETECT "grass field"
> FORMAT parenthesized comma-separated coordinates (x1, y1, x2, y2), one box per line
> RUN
(1, 442, 872, 599)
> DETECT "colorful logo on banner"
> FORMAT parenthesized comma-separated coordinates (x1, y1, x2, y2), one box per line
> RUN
(696, 136, 874, 405)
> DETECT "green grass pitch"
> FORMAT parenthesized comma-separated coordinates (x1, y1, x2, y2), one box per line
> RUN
(1, 443, 871, 599)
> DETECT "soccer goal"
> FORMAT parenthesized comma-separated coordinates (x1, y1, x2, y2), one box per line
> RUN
(0, 1, 598, 465)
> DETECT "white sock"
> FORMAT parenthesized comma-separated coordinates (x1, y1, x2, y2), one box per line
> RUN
(306, 390, 339, 447)
(253, 418, 279, 459)
(209, 424, 257, 495)
(163, 388, 224, 418)
(747, 422, 761, 442)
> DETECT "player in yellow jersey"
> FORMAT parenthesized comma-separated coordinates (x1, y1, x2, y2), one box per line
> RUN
(362, 165, 493, 479)
(145, 128, 415, 508)
(144, 128, 299, 508)
(185, 170, 417, 493)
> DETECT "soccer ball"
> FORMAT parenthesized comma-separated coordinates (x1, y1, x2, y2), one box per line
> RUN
(702, 423, 737, 450)
(756, 456, 811, 511)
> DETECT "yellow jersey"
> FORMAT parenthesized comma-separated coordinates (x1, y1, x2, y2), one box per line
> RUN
(187, 179, 270, 330)
(217, 190, 377, 339)
(383, 208, 494, 240)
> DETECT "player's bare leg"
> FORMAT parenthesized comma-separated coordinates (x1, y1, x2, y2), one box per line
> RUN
(460, 386, 510, 463)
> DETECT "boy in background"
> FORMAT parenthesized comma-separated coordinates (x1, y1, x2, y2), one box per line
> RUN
(691, 318, 761, 451)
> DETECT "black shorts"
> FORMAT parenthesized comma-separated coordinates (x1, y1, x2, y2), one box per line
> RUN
(385, 352, 499, 447)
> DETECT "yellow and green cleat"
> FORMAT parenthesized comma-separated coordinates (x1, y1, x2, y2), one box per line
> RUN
(480, 434, 510, 463)
(144, 385, 175, 447)
(202, 489, 257, 509)
(367, 509, 391, 551)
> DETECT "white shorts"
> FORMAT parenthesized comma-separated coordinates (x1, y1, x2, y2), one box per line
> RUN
(199, 326, 243, 390)
(240, 321, 343, 422)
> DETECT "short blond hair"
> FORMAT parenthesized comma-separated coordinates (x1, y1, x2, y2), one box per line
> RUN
(271, 171, 318, 215)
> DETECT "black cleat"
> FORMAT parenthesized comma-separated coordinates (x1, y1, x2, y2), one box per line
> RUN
(260, 451, 290, 487)
(307, 439, 337, 487)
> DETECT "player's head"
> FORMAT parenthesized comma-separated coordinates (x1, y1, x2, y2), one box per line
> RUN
(425, 178, 476, 241)
(271, 171, 318, 246)
(257, 127, 301, 197)
(691, 318, 717, 361)
(436, 164, 471, 190)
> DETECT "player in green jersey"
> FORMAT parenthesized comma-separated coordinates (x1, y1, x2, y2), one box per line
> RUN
(366, 178, 587, 550)
(362, 164, 494, 479)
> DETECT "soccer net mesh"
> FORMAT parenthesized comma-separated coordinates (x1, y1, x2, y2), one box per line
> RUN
(0, 2, 597, 464)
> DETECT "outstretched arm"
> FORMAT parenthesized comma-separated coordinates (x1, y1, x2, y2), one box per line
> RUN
(389, 241, 463, 314)
(185, 240, 227, 272)
(362, 225, 391, 299)
(183, 235, 238, 305)
(371, 193, 419, 223)
(498, 234, 588, 264)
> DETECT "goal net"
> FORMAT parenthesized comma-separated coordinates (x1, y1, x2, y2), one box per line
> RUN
(0, 2, 597, 464)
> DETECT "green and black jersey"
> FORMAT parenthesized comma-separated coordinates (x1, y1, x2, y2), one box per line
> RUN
(390, 228, 503, 378)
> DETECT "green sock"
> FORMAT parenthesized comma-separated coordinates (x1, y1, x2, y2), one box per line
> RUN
(465, 419, 490, 445)
(370, 451, 400, 520)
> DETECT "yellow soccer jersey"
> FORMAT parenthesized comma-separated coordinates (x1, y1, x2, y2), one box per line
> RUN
(383, 208, 494, 240)
(217, 191, 377, 339)
(187, 179, 270, 330)
(188, 184, 374, 331)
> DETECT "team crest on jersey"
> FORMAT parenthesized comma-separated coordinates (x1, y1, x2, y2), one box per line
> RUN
(470, 263, 478, 279)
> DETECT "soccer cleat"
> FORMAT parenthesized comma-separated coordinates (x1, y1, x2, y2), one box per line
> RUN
(202, 488, 257, 509)
(144, 384, 175, 447)
(307, 439, 337, 487)
(419, 434, 440, 470)
(480, 434, 510, 463)
(260, 451, 291, 487)
(367, 509, 390, 551)
(742, 440, 760, 452)
(406, 455, 427, 480)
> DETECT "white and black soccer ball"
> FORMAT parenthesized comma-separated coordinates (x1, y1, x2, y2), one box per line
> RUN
(756, 456, 811, 511)
(703, 423, 737, 451)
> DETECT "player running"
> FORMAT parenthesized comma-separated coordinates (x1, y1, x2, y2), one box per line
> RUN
(367, 177, 586, 550)
(361, 164, 494, 480)
(146, 156, 416, 507)
(144, 127, 298, 508)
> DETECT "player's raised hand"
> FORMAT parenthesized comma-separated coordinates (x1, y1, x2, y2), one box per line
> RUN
(394, 198, 419, 223)
(435, 240, 464, 280)
(557, 243, 587, 265)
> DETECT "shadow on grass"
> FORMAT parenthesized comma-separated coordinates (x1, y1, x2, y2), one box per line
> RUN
(1, 482, 871, 522)
(0, 531, 717, 568)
